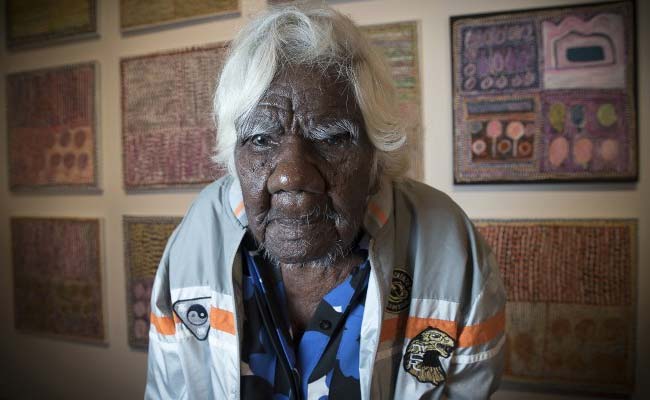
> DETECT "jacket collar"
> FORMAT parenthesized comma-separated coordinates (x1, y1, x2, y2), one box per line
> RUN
(228, 178, 248, 227)
(227, 176, 393, 239)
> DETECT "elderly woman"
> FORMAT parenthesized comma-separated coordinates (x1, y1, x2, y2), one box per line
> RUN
(146, 5, 505, 400)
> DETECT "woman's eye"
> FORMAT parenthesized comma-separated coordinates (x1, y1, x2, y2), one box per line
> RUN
(324, 133, 349, 146)
(251, 134, 270, 147)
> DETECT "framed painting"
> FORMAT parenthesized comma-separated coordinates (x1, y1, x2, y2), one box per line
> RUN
(7, 62, 100, 192)
(121, 43, 228, 191)
(6, 0, 98, 50)
(452, 1, 637, 183)
(362, 21, 423, 181)
(124, 216, 181, 349)
(120, 0, 239, 33)
(474, 219, 637, 395)
(11, 217, 104, 343)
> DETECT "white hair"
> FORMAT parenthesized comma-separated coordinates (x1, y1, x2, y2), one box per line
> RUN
(212, 3, 408, 180)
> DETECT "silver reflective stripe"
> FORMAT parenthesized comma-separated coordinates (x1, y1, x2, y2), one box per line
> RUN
(359, 241, 383, 400)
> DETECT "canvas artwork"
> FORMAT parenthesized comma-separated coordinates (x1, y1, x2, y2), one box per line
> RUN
(12, 218, 104, 342)
(475, 219, 636, 394)
(452, 1, 637, 183)
(124, 216, 181, 348)
(7, 63, 99, 192)
(6, 0, 97, 49)
(362, 21, 423, 180)
(121, 43, 229, 190)
(120, 0, 239, 32)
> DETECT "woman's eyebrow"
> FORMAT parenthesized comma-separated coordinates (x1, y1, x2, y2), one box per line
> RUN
(306, 119, 360, 141)
(237, 116, 282, 140)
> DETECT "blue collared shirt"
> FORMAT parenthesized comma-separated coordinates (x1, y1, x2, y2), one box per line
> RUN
(240, 235, 370, 400)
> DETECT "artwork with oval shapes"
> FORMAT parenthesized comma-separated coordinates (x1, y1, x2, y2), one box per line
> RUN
(542, 91, 627, 173)
(453, 1, 636, 182)
(7, 63, 98, 190)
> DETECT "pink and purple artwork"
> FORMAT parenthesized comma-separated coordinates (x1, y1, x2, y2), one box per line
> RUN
(121, 44, 228, 190)
(452, 1, 636, 183)
(543, 13, 625, 89)
(11, 217, 104, 342)
(7, 63, 98, 191)
(459, 20, 539, 93)
(541, 91, 629, 175)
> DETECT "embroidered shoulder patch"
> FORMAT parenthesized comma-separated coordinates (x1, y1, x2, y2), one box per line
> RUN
(403, 327, 455, 385)
(173, 297, 211, 340)
(386, 268, 412, 313)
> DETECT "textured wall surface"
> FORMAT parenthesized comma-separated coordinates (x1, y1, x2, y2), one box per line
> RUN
(0, 0, 647, 399)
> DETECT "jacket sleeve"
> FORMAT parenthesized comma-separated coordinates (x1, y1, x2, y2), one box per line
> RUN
(144, 229, 187, 400)
(444, 227, 507, 400)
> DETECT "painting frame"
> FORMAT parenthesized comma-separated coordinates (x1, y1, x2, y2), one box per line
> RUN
(11, 217, 106, 344)
(120, 0, 240, 34)
(120, 43, 228, 192)
(123, 215, 182, 349)
(451, 0, 638, 184)
(6, 0, 98, 51)
(362, 20, 424, 181)
(474, 218, 637, 395)
(6, 61, 101, 193)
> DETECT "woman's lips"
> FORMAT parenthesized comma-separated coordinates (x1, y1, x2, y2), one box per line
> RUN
(265, 202, 330, 225)
(273, 214, 325, 226)
(267, 217, 331, 240)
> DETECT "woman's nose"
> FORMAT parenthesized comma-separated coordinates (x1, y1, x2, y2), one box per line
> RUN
(267, 139, 325, 194)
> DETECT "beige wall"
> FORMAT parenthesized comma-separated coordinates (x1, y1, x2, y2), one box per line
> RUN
(0, 0, 647, 399)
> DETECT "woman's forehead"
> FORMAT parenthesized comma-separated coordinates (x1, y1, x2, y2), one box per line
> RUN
(254, 67, 360, 120)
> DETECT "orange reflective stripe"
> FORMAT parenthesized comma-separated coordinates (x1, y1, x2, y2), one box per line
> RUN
(233, 201, 245, 218)
(457, 309, 505, 348)
(150, 312, 176, 335)
(402, 310, 505, 348)
(380, 316, 407, 342)
(367, 202, 388, 225)
(405, 317, 458, 340)
(210, 307, 235, 335)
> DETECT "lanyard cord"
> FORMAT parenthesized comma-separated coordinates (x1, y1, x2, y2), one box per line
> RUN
(245, 250, 303, 400)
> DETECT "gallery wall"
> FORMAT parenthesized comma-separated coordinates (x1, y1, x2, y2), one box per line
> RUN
(0, 0, 648, 399)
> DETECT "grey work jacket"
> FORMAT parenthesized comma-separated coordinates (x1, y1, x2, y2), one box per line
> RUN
(145, 175, 506, 399)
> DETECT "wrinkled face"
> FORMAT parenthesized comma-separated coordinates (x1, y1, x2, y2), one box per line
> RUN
(235, 66, 373, 266)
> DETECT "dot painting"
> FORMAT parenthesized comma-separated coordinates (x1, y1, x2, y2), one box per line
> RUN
(121, 44, 228, 190)
(11, 217, 104, 342)
(123, 216, 181, 348)
(452, 1, 637, 183)
(7, 62, 99, 191)
(475, 219, 637, 394)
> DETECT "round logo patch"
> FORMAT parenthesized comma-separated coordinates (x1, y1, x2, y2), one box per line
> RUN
(386, 268, 412, 313)
(187, 304, 208, 326)
(403, 327, 455, 386)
